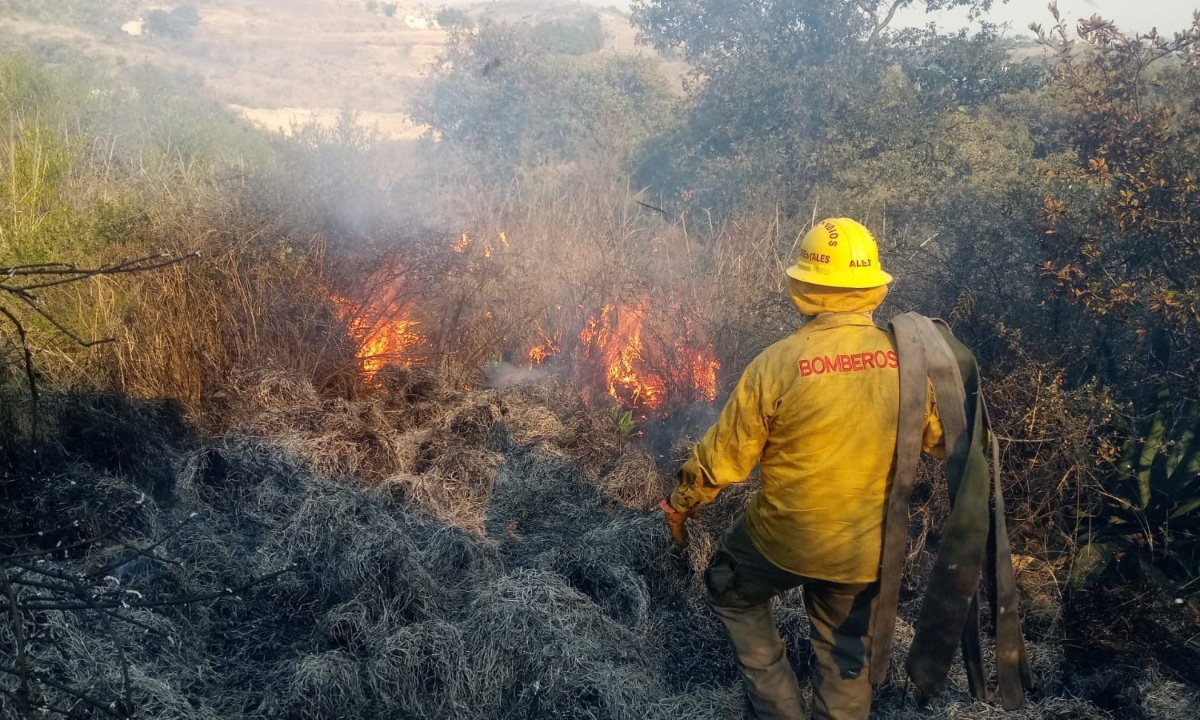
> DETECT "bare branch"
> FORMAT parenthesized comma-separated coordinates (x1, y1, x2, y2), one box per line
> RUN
(8, 577, 164, 634)
(86, 514, 198, 579)
(0, 691, 81, 720)
(0, 251, 199, 414)
(873, 0, 907, 41)
(14, 293, 116, 348)
(0, 252, 195, 281)
(1, 262, 78, 273)
(0, 520, 82, 542)
(4, 252, 198, 293)
(0, 306, 40, 418)
(1, 570, 31, 718)
(1, 529, 117, 562)
(59, 568, 134, 714)
(14, 566, 294, 611)
(0, 665, 124, 718)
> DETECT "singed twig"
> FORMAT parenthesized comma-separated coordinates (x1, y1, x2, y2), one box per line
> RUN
(60, 569, 133, 715)
(2, 252, 198, 293)
(86, 514, 198, 579)
(0, 529, 117, 562)
(14, 566, 294, 611)
(0, 306, 39, 420)
(1, 570, 31, 719)
(0, 665, 123, 718)
(7, 576, 163, 635)
(0, 520, 81, 542)
(15, 292, 116, 348)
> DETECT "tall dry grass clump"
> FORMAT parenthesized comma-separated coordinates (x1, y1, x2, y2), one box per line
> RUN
(102, 226, 353, 413)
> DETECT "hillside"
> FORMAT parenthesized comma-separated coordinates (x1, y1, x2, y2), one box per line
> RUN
(0, 0, 679, 139)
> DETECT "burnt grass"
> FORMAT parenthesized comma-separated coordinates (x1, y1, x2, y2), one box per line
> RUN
(1, 388, 1198, 719)
(1061, 572, 1200, 716)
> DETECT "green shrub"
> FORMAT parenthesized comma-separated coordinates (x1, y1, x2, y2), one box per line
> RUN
(531, 13, 605, 55)
(436, 6, 474, 29)
(411, 23, 675, 175)
(144, 5, 201, 40)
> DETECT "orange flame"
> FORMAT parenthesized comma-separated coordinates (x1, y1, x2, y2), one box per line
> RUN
(674, 337, 720, 404)
(332, 269, 423, 381)
(528, 329, 562, 367)
(576, 301, 719, 411)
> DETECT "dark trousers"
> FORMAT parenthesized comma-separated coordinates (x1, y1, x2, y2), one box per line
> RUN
(705, 517, 878, 720)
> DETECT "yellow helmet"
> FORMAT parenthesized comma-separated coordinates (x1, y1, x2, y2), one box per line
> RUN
(785, 217, 893, 289)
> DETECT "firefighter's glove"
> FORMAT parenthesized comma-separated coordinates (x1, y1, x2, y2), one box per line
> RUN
(661, 498, 698, 548)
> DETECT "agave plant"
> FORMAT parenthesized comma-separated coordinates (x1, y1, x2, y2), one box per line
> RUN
(1098, 391, 1200, 579)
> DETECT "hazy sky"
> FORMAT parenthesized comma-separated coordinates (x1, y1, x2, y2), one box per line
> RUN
(895, 0, 1198, 34)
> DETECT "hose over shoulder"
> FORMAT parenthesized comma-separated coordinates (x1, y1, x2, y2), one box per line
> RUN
(875, 313, 1032, 710)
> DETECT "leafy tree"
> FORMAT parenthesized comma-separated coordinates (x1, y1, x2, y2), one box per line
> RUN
(1034, 9, 1200, 392)
(530, 13, 606, 55)
(1026, 7, 1200, 564)
(411, 22, 677, 176)
(436, 6, 474, 30)
(633, 0, 999, 54)
(629, 0, 1023, 211)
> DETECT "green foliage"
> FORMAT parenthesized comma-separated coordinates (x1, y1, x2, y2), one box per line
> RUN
(530, 14, 605, 55)
(145, 6, 202, 40)
(436, 6, 474, 30)
(618, 0, 1197, 573)
(0, 51, 363, 398)
(2, 0, 1197, 584)
(896, 27, 1047, 108)
(1035, 11, 1200, 395)
(0, 56, 101, 264)
(382, 2, 398, 18)
(412, 22, 677, 176)
(611, 405, 636, 435)
(629, 1, 1039, 212)
(1092, 391, 1200, 573)
(983, 8, 1200, 569)
(0, 122, 86, 264)
(632, 0, 997, 60)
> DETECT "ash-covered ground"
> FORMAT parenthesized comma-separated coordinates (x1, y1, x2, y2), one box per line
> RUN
(1, 369, 1197, 719)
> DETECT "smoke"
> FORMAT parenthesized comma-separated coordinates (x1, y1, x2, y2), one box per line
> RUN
(485, 361, 557, 391)
(643, 401, 723, 464)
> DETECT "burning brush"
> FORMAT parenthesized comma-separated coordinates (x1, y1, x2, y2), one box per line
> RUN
(331, 260, 424, 381)
(569, 299, 720, 416)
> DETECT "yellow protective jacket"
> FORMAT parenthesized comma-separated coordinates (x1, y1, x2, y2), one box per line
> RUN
(672, 281, 943, 584)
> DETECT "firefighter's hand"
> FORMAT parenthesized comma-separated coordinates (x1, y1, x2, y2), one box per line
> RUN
(661, 498, 698, 548)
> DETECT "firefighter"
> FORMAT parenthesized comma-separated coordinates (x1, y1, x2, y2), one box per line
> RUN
(662, 217, 944, 720)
